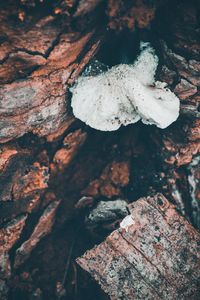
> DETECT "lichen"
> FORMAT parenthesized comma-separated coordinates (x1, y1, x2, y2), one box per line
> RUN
(70, 42, 180, 131)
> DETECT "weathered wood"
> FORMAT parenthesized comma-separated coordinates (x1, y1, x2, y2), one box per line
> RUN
(0, 215, 28, 255)
(14, 200, 60, 268)
(52, 129, 87, 173)
(0, 1, 102, 143)
(0, 0, 199, 299)
(0, 143, 49, 224)
(82, 161, 130, 199)
(77, 194, 200, 300)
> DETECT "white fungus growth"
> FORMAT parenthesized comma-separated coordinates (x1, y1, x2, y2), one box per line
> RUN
(120, 214, 135, 232)
(70, 42, 180, 131)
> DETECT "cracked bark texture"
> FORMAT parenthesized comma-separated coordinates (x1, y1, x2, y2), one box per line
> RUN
(77, 194, 200, 300)
(0, 0, 199, 299)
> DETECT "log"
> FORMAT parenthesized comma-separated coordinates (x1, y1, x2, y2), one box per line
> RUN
(77, 194, 200, 300)
(0, 0, 199, 299)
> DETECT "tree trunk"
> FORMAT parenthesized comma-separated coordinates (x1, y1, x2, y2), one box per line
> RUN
(0, 0, 199, 299)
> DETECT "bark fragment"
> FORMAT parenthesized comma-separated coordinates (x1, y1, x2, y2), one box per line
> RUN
(82, 160, 130, 198)
(14, 200, 60, 268)
(0, 145, 49, 224)
(174, 79, 197, 101)
(53, 129, 87, 172)
(77, 194, 200, 300)
(0, 214, 27, 254)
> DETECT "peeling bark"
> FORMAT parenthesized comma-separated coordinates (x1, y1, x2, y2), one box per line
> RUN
(0, 0, 199, 299)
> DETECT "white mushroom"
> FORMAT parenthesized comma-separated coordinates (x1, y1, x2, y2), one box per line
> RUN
(70, 42, 180, 131)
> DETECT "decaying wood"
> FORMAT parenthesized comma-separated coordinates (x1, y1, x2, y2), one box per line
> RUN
(14, 200, 60, 268)
(0, 143, 49, 223)
(0, 0, 102, 143)
(0, 215, 27, 292)
(82, 160, 130, 199)
(0, 0, 199, 299)
(52, 129, 87, 173)
(0, 215, 27, 254)
(77, 194, 200, 300)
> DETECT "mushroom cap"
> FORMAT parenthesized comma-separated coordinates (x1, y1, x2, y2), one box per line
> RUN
(70, 42, 180, 131)
(71, 65, 140, 131)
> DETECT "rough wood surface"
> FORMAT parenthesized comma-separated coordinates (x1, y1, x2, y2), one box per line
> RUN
(0, 1, 102, 143)
(77, 194, 200, 300)
(14, 200, 60, 268)
(0, 143, 49, 223)
(0, 0, 199, 299)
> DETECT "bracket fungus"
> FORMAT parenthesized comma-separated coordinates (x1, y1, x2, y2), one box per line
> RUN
(70, 42, 180, 131)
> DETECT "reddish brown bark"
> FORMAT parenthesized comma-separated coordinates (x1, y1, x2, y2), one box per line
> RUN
(0, 0, 199, 299)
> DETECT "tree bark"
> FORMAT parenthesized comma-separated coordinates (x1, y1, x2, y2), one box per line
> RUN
(0, 0, 199, 299)
(77, 194, 200, 300)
